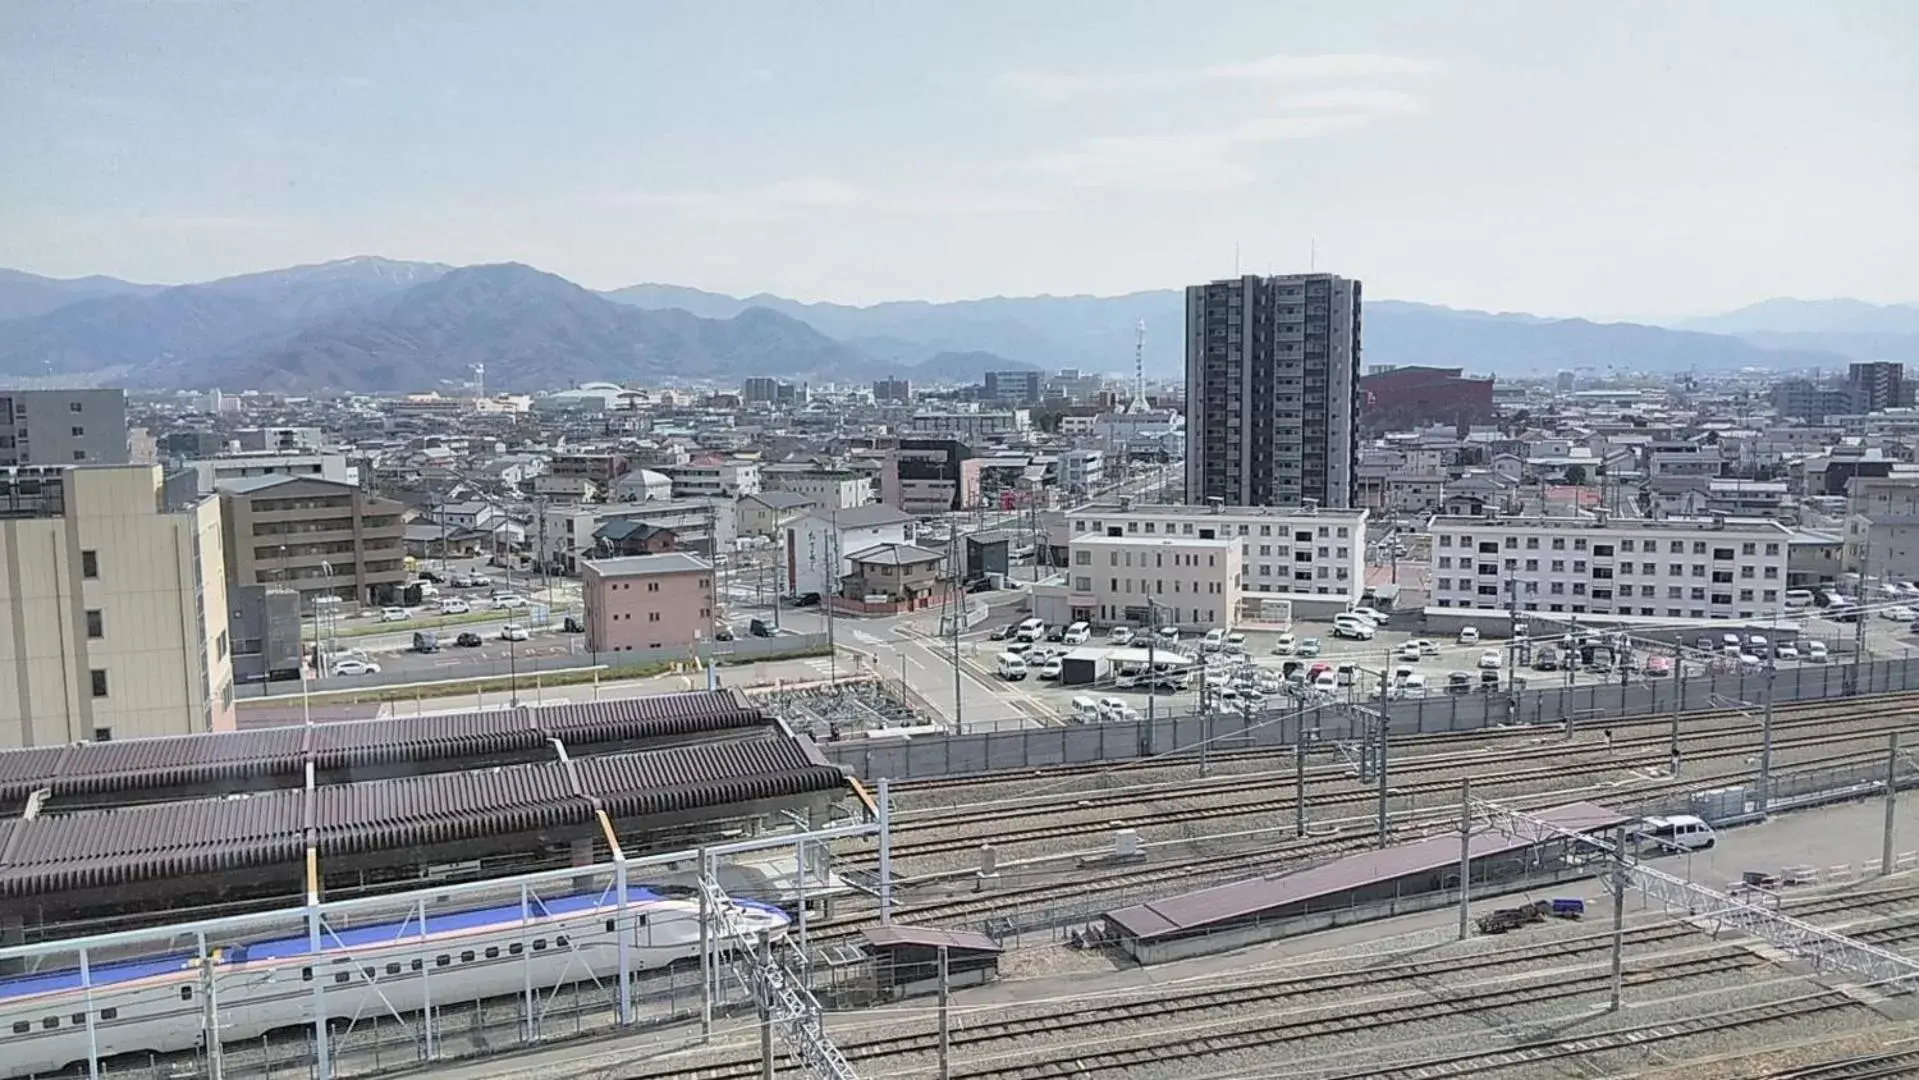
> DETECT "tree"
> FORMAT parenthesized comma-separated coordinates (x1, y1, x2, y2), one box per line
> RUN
(1563, 464, 1590, 486)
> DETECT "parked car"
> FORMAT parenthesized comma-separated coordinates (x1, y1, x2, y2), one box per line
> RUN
(1805, 640, 1830, 663)
(493, 594, 527, 610)
(1296, 637, 1322, 657)
(1457, 625, 1481, 645)
(1225, 631, 1247, 651)
(1045, 625, 1067, 642)
(1272, 633, 1299, 656)
(1062, 621, 1092, 645)
(563, 615, 585, 633)
(1447, 671, 1472, 695)
(1882, 605, 1917, 622)
(1534, 647, 1559, 671)
(1398, 642, 1423, 662)
(990, 623, 1018, 641)
(1478, 650, 1503, 670)
(438, 599, 471, 615)
(1349, 606, 1390, 625)
(749, 618, 772, 638)
(1037, 657, 1063, 680)
(500, 623, 530, 642)
(1334, 621, 1375, 641)
(713, 625, 734, 642)
(1109, 626, 1135, 646)
(1412, 639, 1439, 657)
(379, 607, 410, 622)
(455, 631, 484, 647)
(1773, 642, 1799, 661)
(333, 658, 381, 676)
(411, 631, 440, 653)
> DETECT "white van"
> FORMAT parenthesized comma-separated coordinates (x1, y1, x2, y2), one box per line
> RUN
(1071, 696, 1102, 722)
(1063, 621, 1092, 645)
(1783, 589, 1814, 609)
(996, 653, 1029, 680)
(1201, 628, 1226, 652)
(1633, 814, 1716, 852)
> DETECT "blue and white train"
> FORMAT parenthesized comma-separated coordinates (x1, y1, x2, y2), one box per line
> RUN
(0, 886, 790, 1078)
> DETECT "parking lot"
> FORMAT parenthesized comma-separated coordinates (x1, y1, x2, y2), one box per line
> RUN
(968, 608, 1861, 722)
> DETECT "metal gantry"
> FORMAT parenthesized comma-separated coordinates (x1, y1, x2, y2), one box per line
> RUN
(695, 870, 860, 1080)
(1472, 796, 1919, 993)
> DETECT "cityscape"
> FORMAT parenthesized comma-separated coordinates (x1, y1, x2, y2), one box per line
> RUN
(2, 5, 1918, 1080)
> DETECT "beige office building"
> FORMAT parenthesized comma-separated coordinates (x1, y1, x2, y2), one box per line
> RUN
(0, 465, 235, 747)
(220, 475, 409, 604)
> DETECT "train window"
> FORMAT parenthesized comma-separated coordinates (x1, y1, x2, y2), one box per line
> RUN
(484, 946, 500, 960)
(72, 1014, 86, 1026)
(508, 943, 523, 956)
(410, 959, 423, 972)
(334, 973, 349, 985)
(459, 950, 475, 963)
(386, 963, 401, 976)
(635, 914, 647, 927)
(12, 1020, 29, 1034)
(555, 935, 570, 948)
(436, 955, 450, 968)
(532, 938, 547, 951)
(605, 919, 617, 933)
(362, 967, 377, 981)
(43, 1017, 58, 1029)
(179, 986, 193, 1001)
(301, 967, 314, 982)
(99, 1008, 117, 1021)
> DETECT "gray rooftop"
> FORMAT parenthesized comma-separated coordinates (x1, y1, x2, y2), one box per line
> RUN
(745, 490, 815, 509)
(583, 552, 710, 577)
(845, 542, 944, 566)
(809, 503, 916, 529)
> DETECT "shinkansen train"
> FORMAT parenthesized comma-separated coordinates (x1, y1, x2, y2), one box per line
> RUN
(0, 886, 789, 1077)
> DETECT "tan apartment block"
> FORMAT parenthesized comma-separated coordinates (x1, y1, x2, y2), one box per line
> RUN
(0, 465, 235, 747)
(219, 476, 409, 605)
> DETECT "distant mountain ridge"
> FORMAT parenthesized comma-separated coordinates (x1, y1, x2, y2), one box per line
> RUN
(0, 255, 1904, 391)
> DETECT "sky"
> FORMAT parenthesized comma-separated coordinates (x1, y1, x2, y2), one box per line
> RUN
(1, 1, 1915, 318)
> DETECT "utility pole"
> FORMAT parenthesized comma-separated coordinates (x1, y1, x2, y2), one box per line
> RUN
(826, 503, 840, 682)
(1670, 647, 1685, 778)
(1848, 533, 1870, 696)
(1759, 664, 1777, 814)
(937, 946, 952, 1080)
(1884, 732, 1901, 877)
(757, 932, 775, 1080)
(1457, 779, 1472, 941)
(1608, 825, 1627, 1012)
(1146, 598, 1158, 722)
(1295, 703, 1308, 839)
(1375, 710, 1390, 849)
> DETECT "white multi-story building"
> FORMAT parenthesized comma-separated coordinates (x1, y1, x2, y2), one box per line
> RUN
(1048, 499, 1369, 614)
(1427, 514, 1792, 620)
(781, 504, 916, 598)
(760, 466, 873, 510)
(1058, 449, 1106, 492)
(1061, 534, 1240, 629)
(181, 451, 356, 494)
(659, 459, 761, 499)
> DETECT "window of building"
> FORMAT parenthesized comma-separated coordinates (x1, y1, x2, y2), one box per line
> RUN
(85, 609, 102, 638)
(92, 727, 111, 742)
(648, 612, 661, 622)
(1526, 537, 1540, 549)
(89, 669, 108, 698)
(81, 549, 98, 578)
(68, 401, 83, 413)
(647, 581, 660, 592)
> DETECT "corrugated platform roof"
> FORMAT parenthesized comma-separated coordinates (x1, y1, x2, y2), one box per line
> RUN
(1105, 801, 1627, 942)
(0, 731, 847, 899)
(0, 690, 767, 806)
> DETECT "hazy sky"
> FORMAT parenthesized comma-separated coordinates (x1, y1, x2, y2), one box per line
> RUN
(2, 1, 1914, 316)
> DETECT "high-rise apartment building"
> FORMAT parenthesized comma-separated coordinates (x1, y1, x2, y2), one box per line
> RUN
(983, 370, 1042, 405)
(0, 388, 130, 467)
(1848, 362, 1907, 413)
(0, 465, 235, 747)
(1184, 274, 1362, 509)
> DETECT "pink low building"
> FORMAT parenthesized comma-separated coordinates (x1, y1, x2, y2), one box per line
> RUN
(581, 552, 715, 655)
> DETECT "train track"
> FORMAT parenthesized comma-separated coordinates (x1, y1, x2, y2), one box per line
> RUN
(875, 718, 1919, 862)
(804, 743, 1906, 942)
(653, 889, 1919, 1079)
(1762, 1048, 1919, 1079)
(892, 689, 1919, 796)
(624, 940, 1768, 1079)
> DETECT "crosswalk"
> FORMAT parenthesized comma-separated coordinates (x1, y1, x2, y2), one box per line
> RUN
(849, 629, 887, 646)
(798, 656, 843, 678)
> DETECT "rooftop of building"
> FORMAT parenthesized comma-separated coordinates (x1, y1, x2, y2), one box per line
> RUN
(1429, 514, 1793, 535)
(1071, 532, 1234, 549)
(802, 503, 916, 529)
(742, 490, 815, 509)
(582, 552, 710, 577)
(1068, 500, 1369, 522)
(845, 541, 944, 566)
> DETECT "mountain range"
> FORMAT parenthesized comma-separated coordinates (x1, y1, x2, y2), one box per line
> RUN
(1, 257, 1914, 393)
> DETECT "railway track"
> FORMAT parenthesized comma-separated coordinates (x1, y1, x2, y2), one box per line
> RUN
(626, 941, 1768, 1079)
(659, 889, 1919, 1079)
(892, 689, 1919, 797)
(876, 720, 1918, 863)
(805, 743, 1905, 942)
(1762, 1048, 1919, 1079)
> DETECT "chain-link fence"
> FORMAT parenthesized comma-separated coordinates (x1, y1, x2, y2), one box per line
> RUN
(826, 656, 1919, 780)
